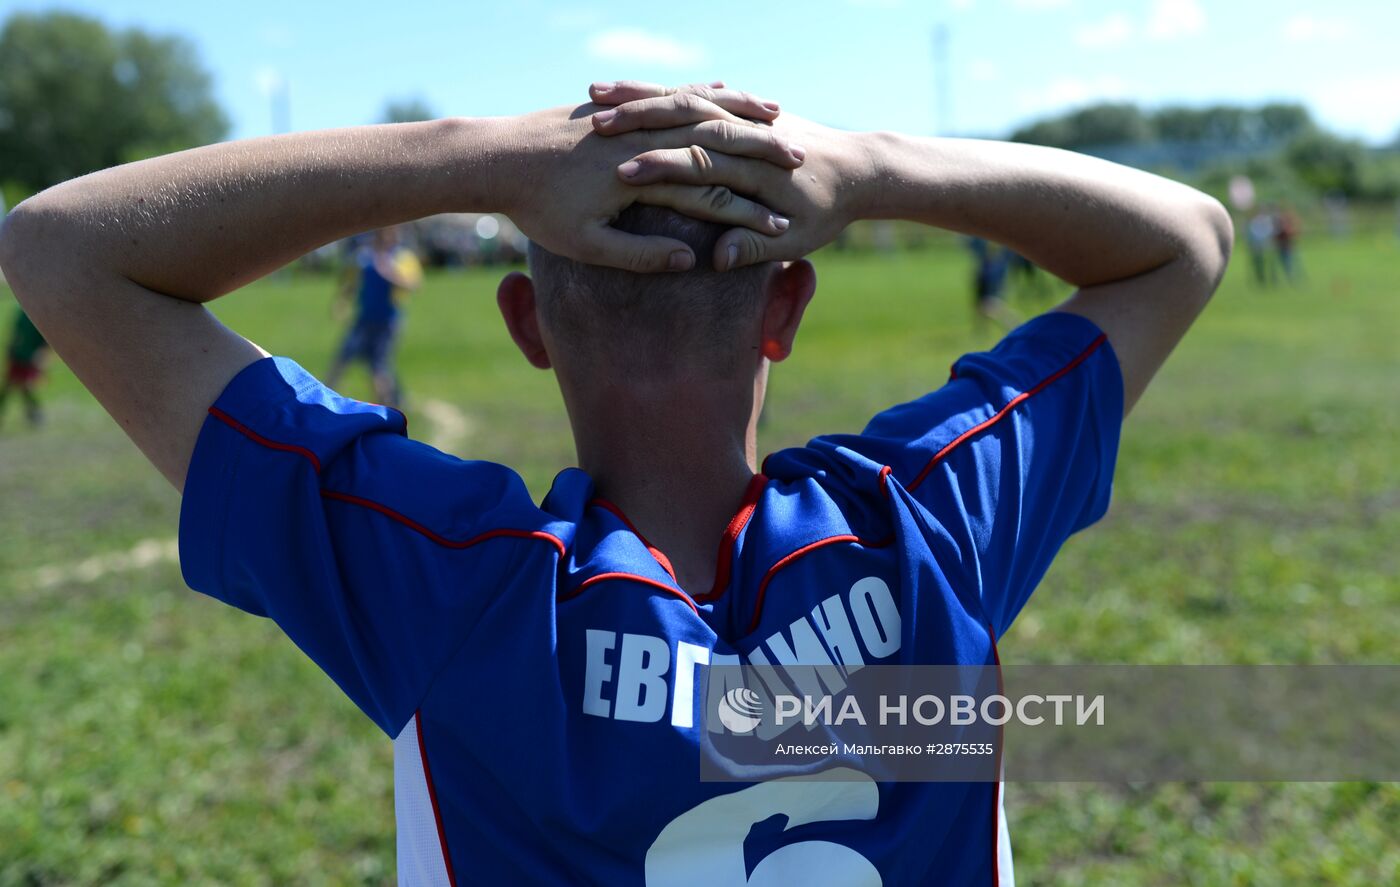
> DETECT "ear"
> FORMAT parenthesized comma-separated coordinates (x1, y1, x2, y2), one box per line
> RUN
(496, 272, 552, 369)
(759, 259, 817, 362)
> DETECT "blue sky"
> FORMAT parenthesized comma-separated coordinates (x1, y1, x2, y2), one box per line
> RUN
(8, 0, 1399, 144)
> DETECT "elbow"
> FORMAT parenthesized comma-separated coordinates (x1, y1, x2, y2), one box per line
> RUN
(0, 193, 77, 311)
(0, 201, 34, 295)
(1192, 194, 1234, 287)
(0, 199, 48, 301)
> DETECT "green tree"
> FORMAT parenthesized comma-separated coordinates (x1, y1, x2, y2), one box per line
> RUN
(1011, 102, 1151, 150)
(380, 97, 437, 124)
(1284, 129, 1368, 196)
(1254, 103, 1313, 144)
(1015, 101, 1317, 153)
(0, 11, 227, 193)
(1152, 105, 1210, 143)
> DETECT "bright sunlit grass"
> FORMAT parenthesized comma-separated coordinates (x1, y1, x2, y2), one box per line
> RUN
(1, 232, 1396, 884)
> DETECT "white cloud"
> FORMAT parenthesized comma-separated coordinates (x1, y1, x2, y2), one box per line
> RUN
(1015, 74, 1131, 116)
(1304, 73, 1400, 142)
(1075, 13, 1134, 49)
(969, 58, 1001, 82)
(253, 66, 285, 97)
(1147, 0, 1205, 40)
(1283, 14, 1354, 43)
(586, 28, 706, 67)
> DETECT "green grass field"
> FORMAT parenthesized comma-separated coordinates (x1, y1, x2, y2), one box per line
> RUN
(1, 234, 1397, 885)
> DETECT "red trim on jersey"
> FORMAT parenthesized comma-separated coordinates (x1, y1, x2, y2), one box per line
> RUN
(589, 498, 679, 582)
(877, 465, 893, 497)
(320, 489, 567, 557)
(694, 473, 768, 603)
(746, 533, 895, 634)
(987, 622, 1004, 887)
(209, 406, 322, 472)
(558, 571, 700, 615)
(907, 334, 1106, 492)
(415, 712, 459, 887)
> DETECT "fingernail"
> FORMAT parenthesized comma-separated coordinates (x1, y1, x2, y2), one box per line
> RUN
(618, 160, 641, 178)
(594, 109, 617, 125)
(725, 243, 740, 270)
(761, 101, 780, 113)
(669, 250, 693, 271)
(592, 81, 614, 93)
(789, 144, 806, 162)
(771, 216, 790, 232)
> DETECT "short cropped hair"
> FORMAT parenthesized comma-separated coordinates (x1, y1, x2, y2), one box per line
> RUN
(527, 205, 770, 379)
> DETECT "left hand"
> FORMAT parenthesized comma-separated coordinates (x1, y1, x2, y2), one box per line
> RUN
(497, 84, 807, 272)
(586, 80, 875, 270)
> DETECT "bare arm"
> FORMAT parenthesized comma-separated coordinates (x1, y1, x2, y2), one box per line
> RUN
(854, 134, 1233, 413)
(0, 91, 803, 489)
(7, 120, 505, 305)
(589, 87, 1235, 414)
(0, 120, 496, 489)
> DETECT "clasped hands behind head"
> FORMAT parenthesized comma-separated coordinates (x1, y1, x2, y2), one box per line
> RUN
(511, 80, 866, 277)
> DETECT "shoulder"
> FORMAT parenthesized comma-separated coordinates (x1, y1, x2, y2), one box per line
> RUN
(201, 357, 559, 544)
(323, 432, 557, 546)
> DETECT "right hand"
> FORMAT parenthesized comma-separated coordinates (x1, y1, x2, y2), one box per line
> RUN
(586, 81, 876, 270)
(498, 84, 809, 273)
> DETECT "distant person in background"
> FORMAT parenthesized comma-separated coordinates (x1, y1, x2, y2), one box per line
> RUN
(1007, 250, 1052, 303)
(0, 307, 49, 428)
(326, 226, 421, 407)
(1246, 210, 1277, 287)
(1322, 192, 1350, 238)
(0, 78, 1234, 886)
(1274, 207, 1302, 283)
(967, 236, 1020, 331)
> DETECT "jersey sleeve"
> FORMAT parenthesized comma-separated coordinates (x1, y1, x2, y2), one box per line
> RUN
(178, 357, 557, 736)
(810, 312, 1123, 636)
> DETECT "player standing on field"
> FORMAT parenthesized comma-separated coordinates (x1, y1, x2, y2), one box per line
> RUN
(0, 307, 50, 428)
(326, 225, 421, 407)
(0, 79, 1231, 885)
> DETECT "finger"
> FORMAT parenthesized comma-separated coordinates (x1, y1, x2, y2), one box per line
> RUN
(578, 224, 696, 273)
(672, 84, 779, 121)
(714, 227, 786, 271)
(617, 147, 776, 194)
(656, 120, 804, 168)
(633, 184, 791, 237)
(589, 79, 672, 104)
(592, 92, 745, 134)
(602, 86, 779, 126)
(589, 81, 760, 117)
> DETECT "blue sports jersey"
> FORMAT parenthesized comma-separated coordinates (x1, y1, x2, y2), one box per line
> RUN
(179, 311, 1122, 886)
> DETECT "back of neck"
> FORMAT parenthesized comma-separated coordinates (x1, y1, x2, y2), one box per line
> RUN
(573, 389, 758, 594)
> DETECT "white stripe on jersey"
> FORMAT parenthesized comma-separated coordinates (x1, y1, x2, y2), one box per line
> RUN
(998, 781, 1016, 887)
(394, 714, 454, 887)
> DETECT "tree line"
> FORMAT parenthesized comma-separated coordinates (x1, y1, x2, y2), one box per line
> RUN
(0, 11, 437, 211)
(1010, 102, 1400, 202)
(4, 9, 1398, 213)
